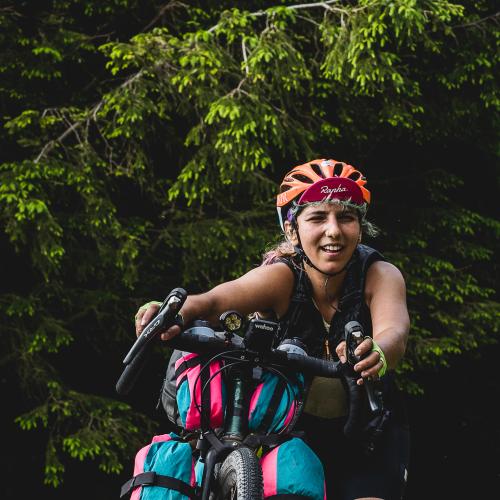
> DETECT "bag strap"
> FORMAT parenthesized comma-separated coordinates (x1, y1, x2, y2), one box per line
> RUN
(199, 357, 211, 429)
(174, 356, 204, 379)
(120, 471, 198, 499)
(266, 495, 312, 499)
(266, 496, 312, 499)
(243, 430, 306, 450)
(257, 377, 288, 433)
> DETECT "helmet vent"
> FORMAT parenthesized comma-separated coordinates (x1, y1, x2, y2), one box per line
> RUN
(279, 185, 291, 193)
(292, 174, 314, 184)
(348, 171, 361, 181)
(309, 162, 324, 177)
(333, 163, 344, 176)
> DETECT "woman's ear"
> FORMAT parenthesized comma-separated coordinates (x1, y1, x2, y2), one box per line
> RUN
(284, 220, 299, 245)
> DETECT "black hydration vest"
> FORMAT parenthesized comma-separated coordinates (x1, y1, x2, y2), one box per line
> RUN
(276, 244, 383, 356)
(275, 244, 407, 425)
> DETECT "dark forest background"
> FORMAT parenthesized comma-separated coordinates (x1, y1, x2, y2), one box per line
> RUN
(1, 1, 499, 498)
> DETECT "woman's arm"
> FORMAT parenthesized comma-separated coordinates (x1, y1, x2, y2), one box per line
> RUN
(135, 262, 295, 340)
(365, 260, 410, 369)
(336, 260, 410, 383)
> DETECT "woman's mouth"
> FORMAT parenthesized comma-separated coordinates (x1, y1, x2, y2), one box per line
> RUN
(320, 244, 343, 254)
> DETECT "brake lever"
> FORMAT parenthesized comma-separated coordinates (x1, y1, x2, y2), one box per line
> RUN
(344, 321, 383, 413)
(123, 287, 187, 365)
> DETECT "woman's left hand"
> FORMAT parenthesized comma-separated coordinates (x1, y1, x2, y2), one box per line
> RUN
(336, 337, 385, 386)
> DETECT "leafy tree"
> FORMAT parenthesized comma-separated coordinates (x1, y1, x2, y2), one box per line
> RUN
(1, 0, 498, 490)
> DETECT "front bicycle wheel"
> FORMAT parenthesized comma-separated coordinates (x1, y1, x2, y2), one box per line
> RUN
(214, 447, 263, 499)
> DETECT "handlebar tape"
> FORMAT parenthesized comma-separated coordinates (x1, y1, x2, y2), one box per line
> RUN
(167, 331, 230, 354)
(165, 330, 344, 379)
(264, 350, 342, 378)
(116, 342, 150, 395)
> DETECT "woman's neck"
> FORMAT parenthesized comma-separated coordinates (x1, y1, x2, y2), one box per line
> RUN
(304, 262, 345, 311)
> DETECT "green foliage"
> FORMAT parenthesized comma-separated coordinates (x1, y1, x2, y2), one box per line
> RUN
(176, 209, 276, 286)
(16, 380, 153, 486)
(1, 0, 498, 489)
(382, 169, 500, 394)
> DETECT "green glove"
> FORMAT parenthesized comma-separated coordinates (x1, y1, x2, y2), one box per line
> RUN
(371, 339, 387, 377)
(134, 300, 162, 321)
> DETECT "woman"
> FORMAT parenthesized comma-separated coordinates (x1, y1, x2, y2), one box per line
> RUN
(135, 158, 411, 500)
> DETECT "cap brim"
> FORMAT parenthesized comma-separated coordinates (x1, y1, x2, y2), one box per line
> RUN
(298, 177, 364, 205)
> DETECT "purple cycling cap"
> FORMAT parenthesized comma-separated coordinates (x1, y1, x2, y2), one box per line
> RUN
(297, 177, 364, 206)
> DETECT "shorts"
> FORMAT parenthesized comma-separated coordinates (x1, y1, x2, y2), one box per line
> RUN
(297, 413, 410, 500)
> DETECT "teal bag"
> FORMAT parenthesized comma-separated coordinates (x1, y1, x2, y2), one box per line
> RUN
(260, 437, 326, 499)
(248, 368, 305, 434)
(120, 433, 198, 499)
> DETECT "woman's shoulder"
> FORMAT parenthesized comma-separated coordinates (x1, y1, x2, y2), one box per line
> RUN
(250, 259, 296, 283)
(367, 259, 404, 279)
(365, 259, 407, 301)
(246, 261, 296, 318)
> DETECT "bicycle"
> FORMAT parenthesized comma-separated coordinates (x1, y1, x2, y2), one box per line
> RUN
(116, 288, 389, 500)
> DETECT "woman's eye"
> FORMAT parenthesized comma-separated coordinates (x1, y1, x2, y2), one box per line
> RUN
(305, 214, 322, 221)
(339, 214, 356, 222)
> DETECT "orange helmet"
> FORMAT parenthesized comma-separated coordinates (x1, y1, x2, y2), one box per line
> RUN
(276, 158, 370, 230)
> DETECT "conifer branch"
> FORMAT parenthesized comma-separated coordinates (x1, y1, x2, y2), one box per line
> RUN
(34, 70, 145, 164)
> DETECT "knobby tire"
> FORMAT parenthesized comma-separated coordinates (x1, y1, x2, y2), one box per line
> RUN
(214, 447, 263, 500)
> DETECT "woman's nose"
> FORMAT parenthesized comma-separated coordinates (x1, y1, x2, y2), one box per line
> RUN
(324, 217, 340, 238)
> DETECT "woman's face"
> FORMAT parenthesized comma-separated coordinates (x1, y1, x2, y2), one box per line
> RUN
(289, 202, 361, 274)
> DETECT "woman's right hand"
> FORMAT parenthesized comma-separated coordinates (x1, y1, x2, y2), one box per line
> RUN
(134, 300, 184, 341)
(134, 301, 162, 337)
